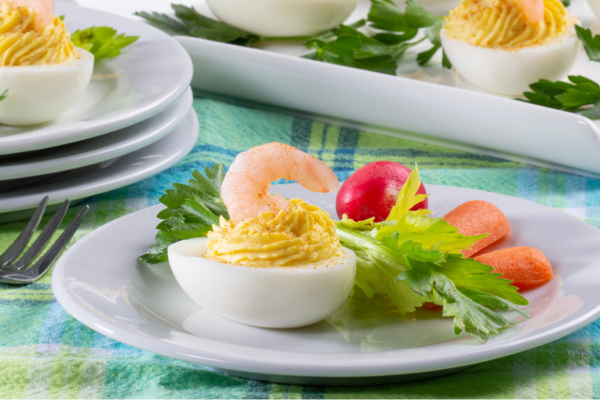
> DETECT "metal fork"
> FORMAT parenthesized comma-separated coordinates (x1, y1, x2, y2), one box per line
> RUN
(0, 197, 89, 284)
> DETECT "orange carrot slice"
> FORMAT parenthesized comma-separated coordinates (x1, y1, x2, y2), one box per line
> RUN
(443, 200, 511, 258)
(475, 247, 554, 291)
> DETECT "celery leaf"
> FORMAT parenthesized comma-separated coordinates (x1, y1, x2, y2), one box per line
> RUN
(337, 166, 530, 343)
(71, 27, 139, 59)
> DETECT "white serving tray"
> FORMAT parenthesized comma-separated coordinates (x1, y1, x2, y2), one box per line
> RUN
(174, 0, 600, 178)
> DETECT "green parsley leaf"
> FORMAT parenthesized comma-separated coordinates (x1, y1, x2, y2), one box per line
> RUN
(0, 89, 8, 102)
(416, 17, 446, 66)
(424, 18, 444, 46)
(306, 25, 412, 74)
(368, 0, 408, 32)
(416, 44, 439, 66)
(136, 5, 264, 46)
(136, 0, 448, 72)
(71, 27, 139, 59)
(369, 0, 445, 68)
(575, 25, 600, 62)
(404, 0, 438, 28)
(561, 0, 570, 7)
(139, 164, 229, 264)
(442, 50, 452, 69)
(521, 26, 600, 118)
(520, 75, 600, 118)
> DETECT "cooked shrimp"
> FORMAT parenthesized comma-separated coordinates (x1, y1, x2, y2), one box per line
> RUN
(221, 143, 339, 225)
(5, 0, 55, 30)
(521, 0, 544, 23)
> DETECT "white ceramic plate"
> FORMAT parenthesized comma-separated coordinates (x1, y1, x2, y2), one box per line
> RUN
(0, 109, 198, 221)
(177, 0, 600, 179)
(52, 183, 600, 385)
(0, 3, 193, 155)
(0, 89, 192, 182)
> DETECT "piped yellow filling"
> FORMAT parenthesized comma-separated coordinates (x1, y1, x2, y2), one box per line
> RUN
(444, 0, 574, 48)
(0, 3, 74, 66)
(206, 199, 340, 267)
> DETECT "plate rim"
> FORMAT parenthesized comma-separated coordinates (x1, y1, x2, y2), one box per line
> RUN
(0, 109, 199, 213)
(0, 89, 193, 181)
(51, 184, 600, 378)
(0, 3, 193, 155)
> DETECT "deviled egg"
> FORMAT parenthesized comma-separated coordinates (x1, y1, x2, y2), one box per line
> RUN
(169, 143, 357, 328)
(441, 0, 579, 95)
(0, 0, 94, 125)
(170, 237, 356, 329)
(205, 0, 360, 37)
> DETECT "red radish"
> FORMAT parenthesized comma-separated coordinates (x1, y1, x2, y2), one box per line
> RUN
(336, 161, 428, 222)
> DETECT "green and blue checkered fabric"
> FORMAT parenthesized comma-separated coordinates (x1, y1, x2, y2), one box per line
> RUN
(1, 96, 599, 399)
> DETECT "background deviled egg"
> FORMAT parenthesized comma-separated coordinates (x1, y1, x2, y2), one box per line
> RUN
(0, 48, 94, 126)
(169, 238, 357, 329)
(0, 1, 95, 126)
(205, 0, 360, 37)
(441, 28, 579, 95)
(441, 0, 579, 95)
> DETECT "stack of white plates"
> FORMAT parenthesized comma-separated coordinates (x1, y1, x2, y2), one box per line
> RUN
(0, 4, 195, 223)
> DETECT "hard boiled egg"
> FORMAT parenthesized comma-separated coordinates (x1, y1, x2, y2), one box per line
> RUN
(0, 47, 94, 126)
(205, 0, 360, 37)
(169, 237, 357, 328)
(441, 28, 579, 95)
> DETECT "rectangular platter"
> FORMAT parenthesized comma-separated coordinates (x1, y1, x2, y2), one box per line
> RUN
(167, 0, 600, 178)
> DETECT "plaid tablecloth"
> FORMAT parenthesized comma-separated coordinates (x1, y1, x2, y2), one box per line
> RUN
(1, 96, 599, 399)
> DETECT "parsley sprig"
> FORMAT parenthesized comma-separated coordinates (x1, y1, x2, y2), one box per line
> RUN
(519, 26, 600, 119)
(576, 25, 600, 62)
(71, 27, 139, 59)
(135, 5, 264, 46)
(521, 76, 600, 119)
(136, 0, 450, 73)
(139, 165, 229, 264)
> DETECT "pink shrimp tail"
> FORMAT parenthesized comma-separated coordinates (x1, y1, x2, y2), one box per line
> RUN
(521, 0, 544, 23)
(221, 143, 339, 225)
(5, 0, 55, 30)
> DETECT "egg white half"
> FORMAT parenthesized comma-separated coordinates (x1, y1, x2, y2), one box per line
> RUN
(441, 28, 579, 95)
(205, 0, 360, 37)
(169, 237, 357, 329)
(0, 47, 94, 126)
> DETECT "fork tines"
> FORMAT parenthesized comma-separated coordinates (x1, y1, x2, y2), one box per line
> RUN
(0, 197, 89, 285)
